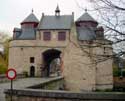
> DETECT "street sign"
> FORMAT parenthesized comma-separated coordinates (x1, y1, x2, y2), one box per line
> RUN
(6, 68, 16, 101)
(6, 68, 16, 80)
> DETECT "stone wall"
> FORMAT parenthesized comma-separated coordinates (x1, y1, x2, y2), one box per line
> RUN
(4, 89, 125, 101)
(0, 74, 25, 83)
(93, 40, 113, 90)
(63, 24, 96, 91)
(27, 76, 64, 90)
(9, 45, 65, 76)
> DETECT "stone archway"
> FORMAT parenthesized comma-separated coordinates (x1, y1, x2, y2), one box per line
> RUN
(42, 49, 61, 77)
(30, 66, 35, 77)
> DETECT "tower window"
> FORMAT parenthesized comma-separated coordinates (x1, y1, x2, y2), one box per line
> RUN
(58, 32, 66, 41)
(30, 57, 35, 63)
(43, 32, 51, 41)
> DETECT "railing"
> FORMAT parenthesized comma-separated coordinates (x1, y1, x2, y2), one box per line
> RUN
(4, 89, 125, 101)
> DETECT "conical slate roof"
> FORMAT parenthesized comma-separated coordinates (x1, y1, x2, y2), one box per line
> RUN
(77, 12, 97, 23)
(21, 13, 39, 23)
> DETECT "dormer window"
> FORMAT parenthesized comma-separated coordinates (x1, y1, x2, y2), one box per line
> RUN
(43, 32, 51, 41)
(58, 32, 66, 41)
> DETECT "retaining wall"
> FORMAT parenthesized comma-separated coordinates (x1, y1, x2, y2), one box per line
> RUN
(4, 89, 125, 101)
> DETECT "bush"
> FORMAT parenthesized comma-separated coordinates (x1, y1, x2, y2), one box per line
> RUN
(113, 68, 125, 77)
(0, 64, 7, 74)
(22, 71, 28, 77)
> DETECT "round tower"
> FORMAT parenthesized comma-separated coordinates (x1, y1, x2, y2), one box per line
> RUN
(21, 10, 39, 29)
(76, 10, 98, 28)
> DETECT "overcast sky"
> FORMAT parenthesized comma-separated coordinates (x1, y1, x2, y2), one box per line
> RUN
(0, 0, 94, 36)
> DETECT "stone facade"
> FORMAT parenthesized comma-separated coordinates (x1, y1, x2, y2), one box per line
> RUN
(9, 7, 113, 91)
(9, 29, 70, 76)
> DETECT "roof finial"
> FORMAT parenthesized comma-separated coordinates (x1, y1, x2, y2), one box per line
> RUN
(85, 8, 87, 12)
(55, 4, 60, 16)
(32, 8, 34, 13)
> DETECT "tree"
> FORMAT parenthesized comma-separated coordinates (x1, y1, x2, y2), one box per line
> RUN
(87, 0, 125, 56)
(75, 0, 125, 61)
(0, 31, 11, 74)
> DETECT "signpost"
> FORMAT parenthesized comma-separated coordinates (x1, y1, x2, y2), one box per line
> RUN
(6, 68, 17, 101)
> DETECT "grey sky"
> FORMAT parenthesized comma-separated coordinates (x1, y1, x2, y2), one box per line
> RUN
(0, 0, 94, 36)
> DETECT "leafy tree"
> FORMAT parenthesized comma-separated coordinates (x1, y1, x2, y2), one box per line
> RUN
(0, 31, 11, 74)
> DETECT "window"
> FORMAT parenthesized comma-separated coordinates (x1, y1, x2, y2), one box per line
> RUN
(30, 57, 35, 63)
(43, 32, 51, 41)
(58, 32, 66, 41)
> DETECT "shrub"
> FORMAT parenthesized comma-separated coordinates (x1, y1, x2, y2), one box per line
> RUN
(22, 71, 28, 77)
(0, 64, 7, 74)
(113, 68, 125, 77)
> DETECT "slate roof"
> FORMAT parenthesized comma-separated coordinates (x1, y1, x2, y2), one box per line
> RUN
(14, 13, 38, 40)
(14, 28, 21, 32)
(38, 15, 73, 29)
(21, 13, 39, 23)
(13, 28, 21, 39)
(17, 29, 36, 40)
(76, 26, 96, 41)
(77, 12, 97, 23)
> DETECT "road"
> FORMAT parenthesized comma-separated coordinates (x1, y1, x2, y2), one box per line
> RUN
(0, 77, 52, 101)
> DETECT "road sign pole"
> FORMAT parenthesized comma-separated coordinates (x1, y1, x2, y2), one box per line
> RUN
(11, 79, 13, 101)
(6, 68, 16, 101)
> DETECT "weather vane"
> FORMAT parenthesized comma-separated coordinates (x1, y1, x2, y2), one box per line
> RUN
(32, 8, 34, 13)
(85, 8, 87, 12)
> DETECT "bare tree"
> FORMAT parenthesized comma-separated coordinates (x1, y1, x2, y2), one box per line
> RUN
(88, 0, 125, 55)
(75, 0, 125, 61)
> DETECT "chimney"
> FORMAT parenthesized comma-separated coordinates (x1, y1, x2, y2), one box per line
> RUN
(42, 13, 44, 17)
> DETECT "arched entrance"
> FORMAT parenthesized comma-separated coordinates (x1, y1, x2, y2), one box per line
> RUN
(30, 66, 35, 77)
(42, 49, 61, 77)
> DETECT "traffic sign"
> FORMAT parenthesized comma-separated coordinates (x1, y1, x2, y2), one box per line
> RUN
(6, 68, 16, 80)
(6, 68, 17, 101)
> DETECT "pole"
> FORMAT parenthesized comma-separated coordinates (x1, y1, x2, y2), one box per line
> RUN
(10, 80, 13, 101)
(120, 68, 123, 78)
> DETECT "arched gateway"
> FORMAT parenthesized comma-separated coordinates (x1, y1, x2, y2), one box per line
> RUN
(42, 49, 62, 77)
